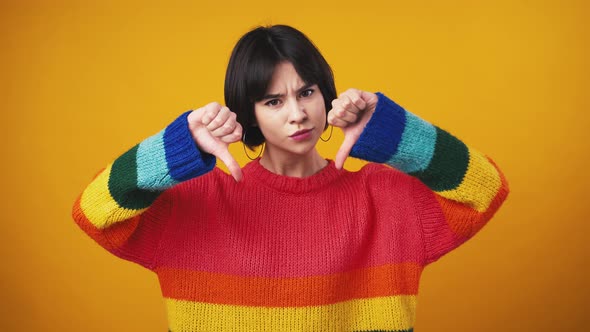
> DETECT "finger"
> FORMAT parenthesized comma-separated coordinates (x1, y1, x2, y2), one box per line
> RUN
(206, 106, 231, 132)
(187, 110, 202, 133)
(211, 113, 237, 137)
(334, 134, 357, 170)
(332, 106, 359, 124)
(219, 124, 243, 144)
(328, 110, 353, 127)
(347, 90, 367, 112)
(217, 148, 243, 182)
(199, 102, 223, 125)
(331, 97, 360, 122)
(199, 102, 223, 126)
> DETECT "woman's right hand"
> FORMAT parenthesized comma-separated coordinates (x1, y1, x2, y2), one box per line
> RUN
(187, 102, 243, 182)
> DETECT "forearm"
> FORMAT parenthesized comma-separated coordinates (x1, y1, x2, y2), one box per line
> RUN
(351, 93, 509, 241)
(72, 111, 216, 265)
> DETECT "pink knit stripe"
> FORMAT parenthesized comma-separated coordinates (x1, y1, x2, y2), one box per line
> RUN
(156, 262, 422, 307)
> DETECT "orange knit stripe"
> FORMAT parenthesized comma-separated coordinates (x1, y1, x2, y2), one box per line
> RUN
(72, 194, 140, 251)
(435, 156, 510, 238)
(156, 262, 422, 307)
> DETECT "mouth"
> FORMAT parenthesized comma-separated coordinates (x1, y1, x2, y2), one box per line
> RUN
(290, 128, 313, 137)
(289, 128, 314, 141)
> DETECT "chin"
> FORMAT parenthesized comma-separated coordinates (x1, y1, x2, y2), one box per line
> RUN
(293, 143, 320, 156)
(282, 143, 318, 157)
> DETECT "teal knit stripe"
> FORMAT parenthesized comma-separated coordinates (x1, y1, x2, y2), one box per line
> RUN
(385, 110, 437, 173)
(409, 127, 469, 192)
(106, 112, 215, 210)
(108, 144, 162, 210)
(136, 129, 180, 190)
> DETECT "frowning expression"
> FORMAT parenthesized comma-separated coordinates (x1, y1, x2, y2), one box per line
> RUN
(254, 61, 326, 159)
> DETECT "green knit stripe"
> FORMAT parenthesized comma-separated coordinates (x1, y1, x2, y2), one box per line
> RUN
(108, 144, 162, 209)
(409, 127, 469, 192)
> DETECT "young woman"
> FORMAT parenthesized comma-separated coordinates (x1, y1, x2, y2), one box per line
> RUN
(73, 25, 509, 331)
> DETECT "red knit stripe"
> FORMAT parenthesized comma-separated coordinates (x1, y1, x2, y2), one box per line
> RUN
(434, 156, 510, 239)
(157, 167, 425, 278)
(156, 262, 422, 307)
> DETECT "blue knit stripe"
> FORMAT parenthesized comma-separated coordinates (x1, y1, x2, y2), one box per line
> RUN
(164, 111, 216, 182)
(385, 110, 437, 173)
(350, 92, 406, 163)
(136, 129, 180, 190)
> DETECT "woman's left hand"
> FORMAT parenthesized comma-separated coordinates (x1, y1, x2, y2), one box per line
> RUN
(327, 88, 378, 169)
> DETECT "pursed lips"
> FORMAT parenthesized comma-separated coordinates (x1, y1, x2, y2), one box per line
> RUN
(289, 128, 313, 137)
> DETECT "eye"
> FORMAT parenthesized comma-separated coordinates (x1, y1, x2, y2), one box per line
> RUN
(300, 89, 314, 98)
(265, 99, 281, 107)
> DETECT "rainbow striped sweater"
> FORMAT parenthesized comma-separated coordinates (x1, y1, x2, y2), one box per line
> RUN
(72, 93, 509, 331)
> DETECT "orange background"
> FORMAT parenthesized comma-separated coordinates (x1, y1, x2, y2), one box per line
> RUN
(2, 0, 589, 331)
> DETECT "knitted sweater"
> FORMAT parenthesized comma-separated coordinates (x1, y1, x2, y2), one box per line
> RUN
(72, 93, 509, 332)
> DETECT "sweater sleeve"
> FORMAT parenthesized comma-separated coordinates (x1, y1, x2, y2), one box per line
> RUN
(71, 111, 216, 269)
(350, 93, 510, 264)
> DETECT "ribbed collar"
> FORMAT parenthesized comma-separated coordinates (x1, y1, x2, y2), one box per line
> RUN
(242, 159, 342, 194)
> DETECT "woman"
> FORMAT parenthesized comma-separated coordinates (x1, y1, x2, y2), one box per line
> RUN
(73, 25, 509, 331)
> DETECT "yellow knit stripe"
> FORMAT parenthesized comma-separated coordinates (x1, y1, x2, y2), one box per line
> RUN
(79, 164, 147, 229)
(436, 147, 502, 212)
(165, 295, 416, 332)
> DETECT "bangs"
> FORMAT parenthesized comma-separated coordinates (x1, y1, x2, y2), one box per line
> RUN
(246, 48, 281, 102)
(224, 24, 337, 148)
(246, 42, 317, 102)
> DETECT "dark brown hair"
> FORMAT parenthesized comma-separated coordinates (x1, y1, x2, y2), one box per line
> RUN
(224, 25, 337, 149)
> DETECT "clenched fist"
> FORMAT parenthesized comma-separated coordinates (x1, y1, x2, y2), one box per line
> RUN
(328, 89, 378, 169)
(187, 102, 243, 181)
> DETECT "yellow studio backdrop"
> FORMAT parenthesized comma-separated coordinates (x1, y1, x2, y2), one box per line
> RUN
(1, 0, 588, 331)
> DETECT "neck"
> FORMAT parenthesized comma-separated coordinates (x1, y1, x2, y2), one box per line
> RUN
(259, 148, 327, 178)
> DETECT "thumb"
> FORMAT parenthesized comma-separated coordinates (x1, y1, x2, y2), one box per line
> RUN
(216, 148, 243, 182)
(334, 133, 357, 170)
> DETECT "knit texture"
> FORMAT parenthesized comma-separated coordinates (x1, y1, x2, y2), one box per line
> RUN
(72, 93, 509, 331)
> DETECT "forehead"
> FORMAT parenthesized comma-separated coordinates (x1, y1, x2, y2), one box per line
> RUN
(266, 62, 306, 92)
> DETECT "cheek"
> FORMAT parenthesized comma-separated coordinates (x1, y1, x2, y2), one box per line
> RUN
(312, 99, 327, 120)
(254, 108, 277, 130)
(255, 112, 283, 137)
(314, 94, 326, 116)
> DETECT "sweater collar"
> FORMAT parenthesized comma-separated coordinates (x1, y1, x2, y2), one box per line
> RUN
(243, 158, 342, 194)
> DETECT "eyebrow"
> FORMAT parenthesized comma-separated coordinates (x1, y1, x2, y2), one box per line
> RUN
(260, 83, 314, 101)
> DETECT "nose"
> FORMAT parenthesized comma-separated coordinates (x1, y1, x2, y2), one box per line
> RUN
(287, 98, 307, 124)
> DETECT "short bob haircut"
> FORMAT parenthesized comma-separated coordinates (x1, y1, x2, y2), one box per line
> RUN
(224, 25, 337, 149)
